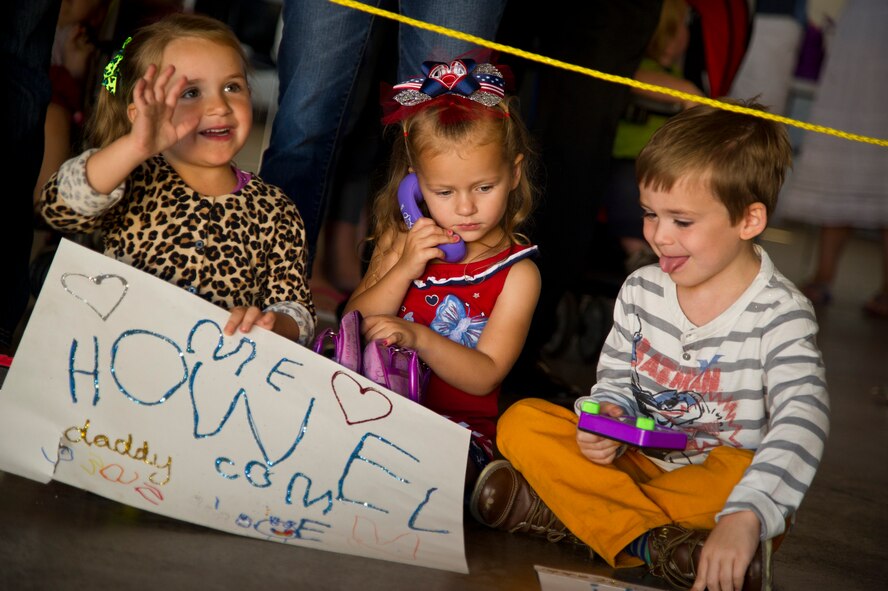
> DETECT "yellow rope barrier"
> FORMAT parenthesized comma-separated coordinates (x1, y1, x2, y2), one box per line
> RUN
(329, 0, 888, 148)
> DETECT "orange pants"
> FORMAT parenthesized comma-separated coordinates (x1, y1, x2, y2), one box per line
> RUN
(497, 398, 754, 567)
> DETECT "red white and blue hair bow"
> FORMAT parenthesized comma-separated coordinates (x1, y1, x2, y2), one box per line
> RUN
(393, 59, 506, 108)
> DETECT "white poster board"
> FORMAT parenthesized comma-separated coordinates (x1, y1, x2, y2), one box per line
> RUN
(0, 239, 470, 573)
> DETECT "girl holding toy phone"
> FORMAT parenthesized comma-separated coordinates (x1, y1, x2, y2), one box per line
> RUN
(345, 58, 541, 482)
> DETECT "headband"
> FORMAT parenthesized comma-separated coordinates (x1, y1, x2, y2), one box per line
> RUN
(102, 36, 133, 95)
(392, 59, 505, 108)
(382, 58, 509, 126)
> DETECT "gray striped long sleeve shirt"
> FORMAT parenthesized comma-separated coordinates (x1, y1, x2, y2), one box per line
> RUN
(574, 246, 830, 540)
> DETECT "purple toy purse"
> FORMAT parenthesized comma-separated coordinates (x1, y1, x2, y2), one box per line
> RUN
(312, 308, 362, 373)
(313, 310, 430, 404)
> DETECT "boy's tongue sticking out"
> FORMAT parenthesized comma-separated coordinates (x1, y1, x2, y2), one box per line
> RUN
(659, 255, 688, 273)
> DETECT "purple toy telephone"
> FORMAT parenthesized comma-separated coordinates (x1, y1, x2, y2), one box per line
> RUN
(397, 173, 466, 263)
(577, 400, 687, 450)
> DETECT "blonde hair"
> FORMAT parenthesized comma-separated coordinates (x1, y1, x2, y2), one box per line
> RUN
(370, 96, 537, 248)
(636, 99, 792, 224)
(85, 12, 249, 148)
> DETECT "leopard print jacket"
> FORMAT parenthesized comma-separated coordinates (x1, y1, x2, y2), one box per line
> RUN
(39, 150, 316, 344)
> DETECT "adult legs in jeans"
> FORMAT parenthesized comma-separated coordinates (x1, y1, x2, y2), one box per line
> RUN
(0, 0, 62, 354)
(259, 0, 506, 271)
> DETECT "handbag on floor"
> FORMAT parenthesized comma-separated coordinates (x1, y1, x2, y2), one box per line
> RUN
(313, 310, 429, 404)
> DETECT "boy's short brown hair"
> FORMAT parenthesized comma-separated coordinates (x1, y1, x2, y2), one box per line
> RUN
(635, 99, 792, 224)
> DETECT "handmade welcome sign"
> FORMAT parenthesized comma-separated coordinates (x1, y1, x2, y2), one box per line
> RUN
(0, 239, 471, 573)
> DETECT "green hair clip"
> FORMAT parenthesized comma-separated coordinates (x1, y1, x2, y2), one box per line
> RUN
(102, 36, 132, 95)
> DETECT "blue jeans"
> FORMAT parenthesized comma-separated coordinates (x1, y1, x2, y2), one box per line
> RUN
(259, 0, 506, 269)
(0, 0, 61, 350)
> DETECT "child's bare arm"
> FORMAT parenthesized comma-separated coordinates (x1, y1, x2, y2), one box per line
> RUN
(632, 68, 703, 110)
(346, 220, 457, 317)
(362, 258, 540, 395)
(345, 231, 410, 317)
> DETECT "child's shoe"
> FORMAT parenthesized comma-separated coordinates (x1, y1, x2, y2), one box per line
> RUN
(469, 459, 584, 545)
(647, 523, 770, 590)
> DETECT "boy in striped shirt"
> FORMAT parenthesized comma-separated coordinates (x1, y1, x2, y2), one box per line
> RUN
(470, 100, 829, 591)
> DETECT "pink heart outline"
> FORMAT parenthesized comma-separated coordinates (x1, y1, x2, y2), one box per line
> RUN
(350, 515, 421, 560)
(331, 371, 393, 425)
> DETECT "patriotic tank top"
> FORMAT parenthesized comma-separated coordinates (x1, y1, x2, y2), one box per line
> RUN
(398, 243, 538, 440)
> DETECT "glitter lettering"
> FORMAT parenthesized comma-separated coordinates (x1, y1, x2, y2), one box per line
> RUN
(68, 336, 100, 405)
(338, 433, 419, 513)
(64, 418, 172, 485)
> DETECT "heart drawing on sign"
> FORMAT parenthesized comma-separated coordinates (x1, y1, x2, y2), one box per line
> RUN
(61, 272, 129, 321)
(349, 515, 421, 560)
(332, 371, 393, 425)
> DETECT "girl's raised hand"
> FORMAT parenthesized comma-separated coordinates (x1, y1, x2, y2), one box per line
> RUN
(129, 63, 198, 157)
(394, 217, 460, 279)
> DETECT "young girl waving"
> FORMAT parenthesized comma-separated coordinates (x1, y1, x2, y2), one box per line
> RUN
(38, 12, 315, 345)
(345, 59, 540, 478)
